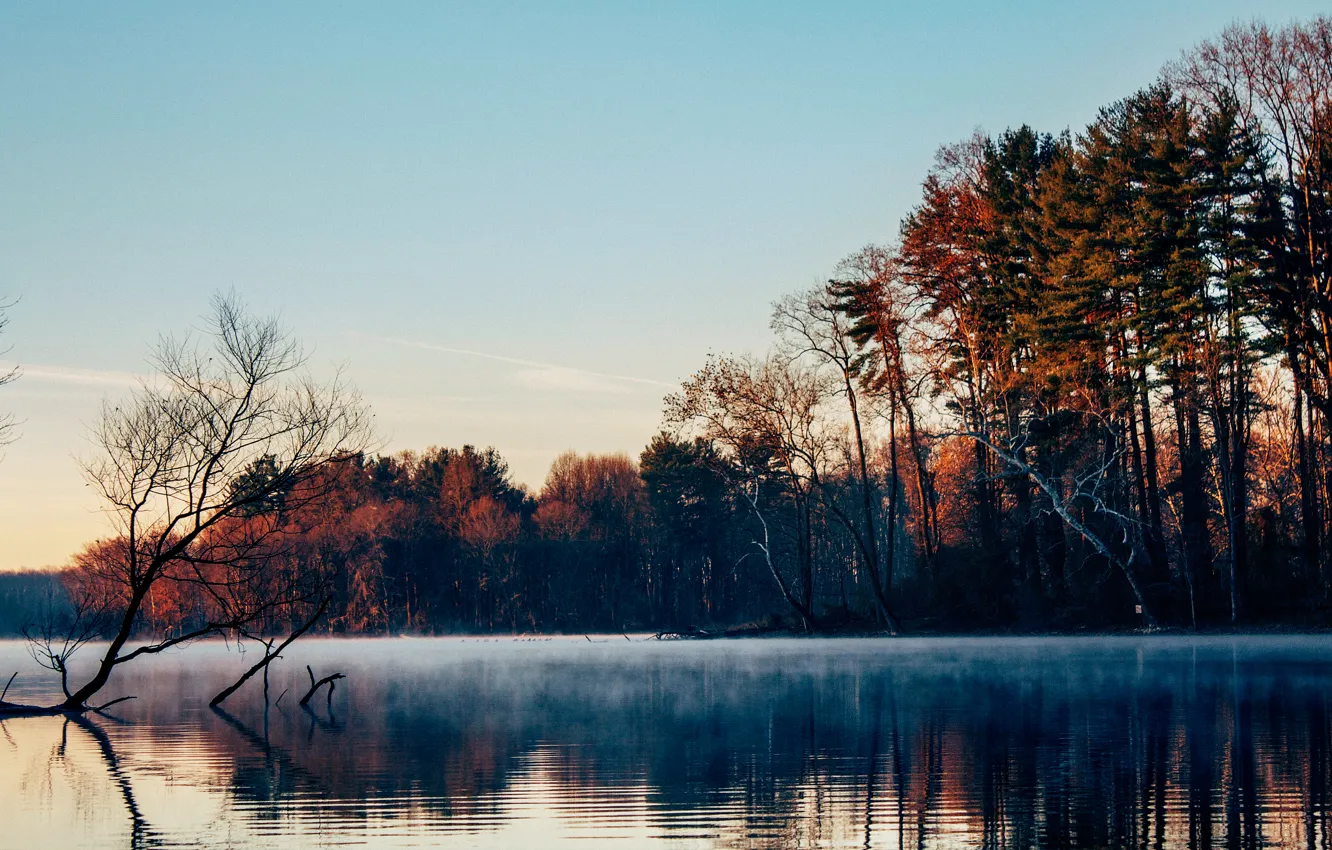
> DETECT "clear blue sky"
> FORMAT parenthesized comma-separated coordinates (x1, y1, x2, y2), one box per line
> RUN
(0, 1, 1324, 568)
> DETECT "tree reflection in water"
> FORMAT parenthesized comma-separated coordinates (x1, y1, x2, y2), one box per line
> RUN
(3, 637, 1332, 849)
(67, 715, 154, 849)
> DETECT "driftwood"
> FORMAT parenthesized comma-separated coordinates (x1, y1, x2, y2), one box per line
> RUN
(654, 620, 794, 640)
(655, 627, 714, 640)
(298, 665, 345, 707)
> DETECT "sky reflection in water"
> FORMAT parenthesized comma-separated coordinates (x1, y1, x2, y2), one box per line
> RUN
(2, 636, 1331, 849)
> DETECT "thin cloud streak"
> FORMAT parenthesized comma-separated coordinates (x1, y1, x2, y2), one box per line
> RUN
(1, 362, 144, 388)
(365, 335, 678, 391)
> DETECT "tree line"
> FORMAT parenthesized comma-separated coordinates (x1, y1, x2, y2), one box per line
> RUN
(238, 15, 1323, 637)
(6, 18, 1332, 713)
(663, 17, 1332, 633)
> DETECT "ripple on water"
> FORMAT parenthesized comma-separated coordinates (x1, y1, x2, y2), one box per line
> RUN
(5, 635, 1332, 849)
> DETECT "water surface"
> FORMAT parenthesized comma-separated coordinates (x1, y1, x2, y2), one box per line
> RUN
(2, 636, 1331, 849)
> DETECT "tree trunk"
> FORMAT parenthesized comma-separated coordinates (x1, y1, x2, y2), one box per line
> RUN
(1172, 376, 1214, 617)
(1292, 364, 1323, 586)
(843, 372, 897, 630)
(1138, 368, 1169, 579)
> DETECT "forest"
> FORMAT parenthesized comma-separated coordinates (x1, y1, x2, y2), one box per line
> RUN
(5, 17, 1332, 644)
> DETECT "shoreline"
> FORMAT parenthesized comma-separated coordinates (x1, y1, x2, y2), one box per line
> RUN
(4, 626, 1332, 644)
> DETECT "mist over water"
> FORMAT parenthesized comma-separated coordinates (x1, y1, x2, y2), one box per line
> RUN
(3, 636, 1332, 849)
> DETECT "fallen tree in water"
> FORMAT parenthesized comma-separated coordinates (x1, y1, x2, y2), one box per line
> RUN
(1, 295, 370, 718)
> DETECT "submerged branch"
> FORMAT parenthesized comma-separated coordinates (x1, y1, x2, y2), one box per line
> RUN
(298, 665, 345, 707)
(92, 695, 137, 713)
(210, 598, 330, 707)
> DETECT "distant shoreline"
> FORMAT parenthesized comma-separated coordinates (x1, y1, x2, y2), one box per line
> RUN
(5, 627, 1332, 644)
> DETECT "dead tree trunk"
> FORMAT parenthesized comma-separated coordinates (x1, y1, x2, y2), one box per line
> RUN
(957, 429, 1158, 628)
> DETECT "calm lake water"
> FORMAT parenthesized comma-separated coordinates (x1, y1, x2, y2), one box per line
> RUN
(3, 635, 1332, 849)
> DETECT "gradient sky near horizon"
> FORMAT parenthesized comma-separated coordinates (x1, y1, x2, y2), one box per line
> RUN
(0, 1, 1325, 570)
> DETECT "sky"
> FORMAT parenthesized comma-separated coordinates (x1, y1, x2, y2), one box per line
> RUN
(0, 1, 1326, 570)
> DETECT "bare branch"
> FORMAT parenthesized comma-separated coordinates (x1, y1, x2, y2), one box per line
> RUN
(299, 665, 346, 707)
(210, 598, 331, 707)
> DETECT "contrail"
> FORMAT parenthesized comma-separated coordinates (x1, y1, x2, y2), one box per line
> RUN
(365, 335, 678, 390)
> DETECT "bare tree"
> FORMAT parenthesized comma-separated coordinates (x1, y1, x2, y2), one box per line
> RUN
(1172, 18, 1332, 576)
(772, 287, 901, 632)
(23, 577, 116, 703)
(829, 247, 939, 567)
(666, 354, 836, 630)
(9, 294, 373, 716)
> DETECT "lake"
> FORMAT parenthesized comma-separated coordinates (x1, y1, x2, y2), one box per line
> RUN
(2, 635, 1331, 849)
